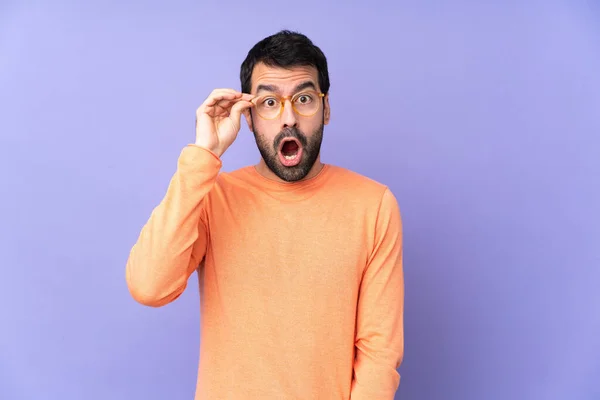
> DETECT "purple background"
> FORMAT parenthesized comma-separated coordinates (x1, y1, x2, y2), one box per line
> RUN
(1, 1, 599, 399)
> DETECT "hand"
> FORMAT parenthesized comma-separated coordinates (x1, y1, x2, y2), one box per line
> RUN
(195, 89, 255, 157)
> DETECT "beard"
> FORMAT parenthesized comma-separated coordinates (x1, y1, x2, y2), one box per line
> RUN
(252, 120, 324, 183)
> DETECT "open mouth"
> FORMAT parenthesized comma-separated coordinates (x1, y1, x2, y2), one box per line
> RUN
(278, 138, 303, 167)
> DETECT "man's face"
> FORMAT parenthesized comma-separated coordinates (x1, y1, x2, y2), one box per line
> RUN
(244, 63, 330, 182)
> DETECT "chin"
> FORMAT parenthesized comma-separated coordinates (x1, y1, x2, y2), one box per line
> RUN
(253, 121, 324, 182)
(264, 154, 316, 182)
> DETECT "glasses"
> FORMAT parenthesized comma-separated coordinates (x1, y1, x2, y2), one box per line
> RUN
(251, 90, 325, 120)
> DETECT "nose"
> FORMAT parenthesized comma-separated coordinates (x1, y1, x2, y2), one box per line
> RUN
(280, 98, 298, 128)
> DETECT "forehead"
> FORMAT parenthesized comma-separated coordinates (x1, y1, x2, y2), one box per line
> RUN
(250, 63, 319, 94)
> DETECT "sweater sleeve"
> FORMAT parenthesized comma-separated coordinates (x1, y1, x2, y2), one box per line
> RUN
(125, 144, 222, 307)
(350, 188, 405, 399)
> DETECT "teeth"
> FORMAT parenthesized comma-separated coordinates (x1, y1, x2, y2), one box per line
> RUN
(284, 154, 297, 160)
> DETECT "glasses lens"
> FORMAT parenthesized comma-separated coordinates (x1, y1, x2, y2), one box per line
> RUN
(255, 96, 280, 119)
(254, 91, 321, 118)
(293, 91, 320, 116)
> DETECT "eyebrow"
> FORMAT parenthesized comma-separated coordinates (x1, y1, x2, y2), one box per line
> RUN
(293, 81, 317, 92)
(255, 81, 317, 95)
(255, 84, 278, 94)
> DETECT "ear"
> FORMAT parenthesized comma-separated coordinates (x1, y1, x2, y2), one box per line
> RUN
(243, 109, 254, 132)
(323, 94, 331, 125)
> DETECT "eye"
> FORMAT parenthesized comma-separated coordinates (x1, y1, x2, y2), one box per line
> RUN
(261, 97, 279, 108)
(295, 94, 313, 104)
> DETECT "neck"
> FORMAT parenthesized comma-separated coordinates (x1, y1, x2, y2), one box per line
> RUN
(254, 156, 324, 183)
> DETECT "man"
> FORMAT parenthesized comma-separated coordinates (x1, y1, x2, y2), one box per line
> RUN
(126, 30, 404, 399)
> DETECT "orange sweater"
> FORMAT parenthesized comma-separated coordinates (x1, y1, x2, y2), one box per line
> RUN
(126, 144, 404, 399)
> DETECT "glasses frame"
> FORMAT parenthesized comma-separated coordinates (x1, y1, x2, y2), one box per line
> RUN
(251, 90, 325, 120)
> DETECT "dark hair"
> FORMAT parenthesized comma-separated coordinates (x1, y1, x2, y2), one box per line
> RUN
(240, 30, 330, 95)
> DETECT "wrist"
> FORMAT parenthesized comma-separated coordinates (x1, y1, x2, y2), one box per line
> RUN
(194, 142, 222, 158)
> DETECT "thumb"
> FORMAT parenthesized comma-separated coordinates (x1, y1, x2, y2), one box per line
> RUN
(229, 100, 254, 125)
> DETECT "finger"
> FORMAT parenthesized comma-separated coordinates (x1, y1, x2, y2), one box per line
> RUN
(229, 100, 254, 124)
(198, 89, 242, 111)
(212, 93, 254, 111)
(209, 101, 234, 118)
(210, 88, 242, 97)
(198, 99, 236, 119)
(203, 93, 240, 108)
(207, 96, 250, 118)
(215, 91, 254, 104)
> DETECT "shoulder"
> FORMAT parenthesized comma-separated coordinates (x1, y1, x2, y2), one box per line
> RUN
(326, 165, 402, 236)
(198, 166, 255, 205)
(326, 165, 400, 208)
(214, 166, 254, 187)
(326, 166, 402, 253)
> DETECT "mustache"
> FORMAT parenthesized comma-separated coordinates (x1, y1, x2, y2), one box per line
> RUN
(273, 127, 308, 151)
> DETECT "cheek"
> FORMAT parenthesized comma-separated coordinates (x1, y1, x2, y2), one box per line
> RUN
(253, 119, 279, 137)
(306, 115, 324, 133)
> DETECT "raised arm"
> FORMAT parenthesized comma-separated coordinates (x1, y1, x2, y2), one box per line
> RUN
(125, 145, 221, 307)
(351, 188, 404, 399)
(126, 88, 255, 307)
